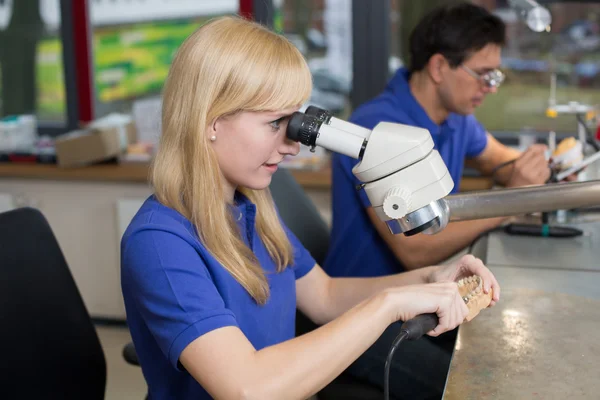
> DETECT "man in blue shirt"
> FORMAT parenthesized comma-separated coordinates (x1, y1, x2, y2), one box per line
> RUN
(323, 3, 551, 398)
(325, 3, 551, 278)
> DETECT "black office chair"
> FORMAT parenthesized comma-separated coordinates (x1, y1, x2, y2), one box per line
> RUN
(123, 168, 384, 399)
(0, 207, 107, 400)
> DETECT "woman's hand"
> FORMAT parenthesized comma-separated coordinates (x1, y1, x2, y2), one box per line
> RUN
(428, 254, 500, 306)
(381, 282, 469, 337)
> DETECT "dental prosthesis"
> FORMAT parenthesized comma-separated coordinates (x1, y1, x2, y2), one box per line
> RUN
(457, 275, 493, 322)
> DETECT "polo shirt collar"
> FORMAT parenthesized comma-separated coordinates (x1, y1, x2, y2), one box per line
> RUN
(387, 68, 459, 134)
(233, 191, 257, 247)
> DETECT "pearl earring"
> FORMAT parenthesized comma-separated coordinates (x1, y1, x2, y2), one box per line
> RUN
(210, 135, 216, 142)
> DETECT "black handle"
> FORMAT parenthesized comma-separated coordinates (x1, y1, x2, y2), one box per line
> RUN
(504, 223, 583, 238)
(400, 313, 439, 340)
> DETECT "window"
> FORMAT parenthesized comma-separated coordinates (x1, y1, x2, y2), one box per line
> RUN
(276, 0, 352, 119)
(389, 0, 402, 78)
(391, 0, 600, 135)
(89, 0, 238, 119)
(478, 1, 600, 135)
(0, 0, 67, 124)
(391, 0, 455, 77)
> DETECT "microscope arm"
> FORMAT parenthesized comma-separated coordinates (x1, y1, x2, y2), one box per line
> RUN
(445, 180, 600, 222)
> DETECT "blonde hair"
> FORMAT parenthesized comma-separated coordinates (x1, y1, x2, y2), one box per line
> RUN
(152, 16, 312, 304)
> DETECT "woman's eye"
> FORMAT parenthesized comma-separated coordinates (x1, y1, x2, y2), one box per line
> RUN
(269, 117, 285, 131)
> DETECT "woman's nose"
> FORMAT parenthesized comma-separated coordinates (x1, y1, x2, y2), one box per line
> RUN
(280, 137, 300, 156)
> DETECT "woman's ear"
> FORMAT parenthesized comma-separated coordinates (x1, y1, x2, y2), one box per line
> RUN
(209, 118, 220, 142)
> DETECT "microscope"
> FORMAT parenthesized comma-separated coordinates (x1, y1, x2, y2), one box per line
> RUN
(286, 106, 600, 237)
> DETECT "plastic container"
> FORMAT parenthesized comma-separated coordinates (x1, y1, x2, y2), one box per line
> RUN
(0, 115, 38, 153)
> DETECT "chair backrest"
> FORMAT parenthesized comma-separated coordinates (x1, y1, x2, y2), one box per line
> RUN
(0, 207, 106, 400)
(269, 168, 330, 265)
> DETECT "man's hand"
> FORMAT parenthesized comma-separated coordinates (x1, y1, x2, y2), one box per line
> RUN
(428, 254, 500, 307)
(562, 172, 580, 182)
(506, 144, 551, 187)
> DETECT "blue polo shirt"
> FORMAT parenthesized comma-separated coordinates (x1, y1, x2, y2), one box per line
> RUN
(323, 68, 488, 278)
(121, 193, 315, 399)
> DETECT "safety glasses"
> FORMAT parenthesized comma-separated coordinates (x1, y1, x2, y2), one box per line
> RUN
(461, 65, 505, 89)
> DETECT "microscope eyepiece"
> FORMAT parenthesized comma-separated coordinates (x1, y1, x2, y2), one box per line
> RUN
(287, 109, 368, 159)
(286, 112, 321, 147)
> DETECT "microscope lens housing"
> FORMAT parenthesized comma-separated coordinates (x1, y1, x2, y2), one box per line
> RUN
(286, 111, 367, 159)
(305, 105, 332, 123)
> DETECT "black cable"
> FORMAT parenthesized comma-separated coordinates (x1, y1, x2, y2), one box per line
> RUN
(468, 224, 506, 254)
(383, 331, 408, 400)
(490, 158, 517, 186)
(384, 314, 440, 400)
(576, 114, 600, 152)
(490, 158, 517, 178)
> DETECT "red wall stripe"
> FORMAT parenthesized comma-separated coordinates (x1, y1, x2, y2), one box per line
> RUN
(73, 0, 94, 123)
(239, 0, 254, 20)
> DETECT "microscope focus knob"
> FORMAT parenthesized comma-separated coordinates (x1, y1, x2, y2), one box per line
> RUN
(382, 187, 412, 219)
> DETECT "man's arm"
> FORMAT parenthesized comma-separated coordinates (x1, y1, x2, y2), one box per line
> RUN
(466, 133, 550, 186)
(465, 133, 520, 184)
(365, 206, 505, 270)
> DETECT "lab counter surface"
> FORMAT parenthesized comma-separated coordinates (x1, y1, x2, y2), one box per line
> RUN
(443, 216, 600, 400)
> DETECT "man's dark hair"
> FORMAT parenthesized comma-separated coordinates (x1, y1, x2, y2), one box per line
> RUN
(408, 2, 506, 72)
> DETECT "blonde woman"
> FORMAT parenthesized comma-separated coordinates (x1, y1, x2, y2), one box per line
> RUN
(121, 16, 500, 400)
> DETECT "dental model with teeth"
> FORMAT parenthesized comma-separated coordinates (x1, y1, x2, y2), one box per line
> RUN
(458, 275, 493, 321)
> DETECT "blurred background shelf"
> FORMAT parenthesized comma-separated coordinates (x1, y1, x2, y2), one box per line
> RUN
(0, 163, 493, 191)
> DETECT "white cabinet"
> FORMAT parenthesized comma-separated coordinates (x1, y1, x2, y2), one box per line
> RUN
(0, 192, 15, 213)
(116, 198, 147, 248)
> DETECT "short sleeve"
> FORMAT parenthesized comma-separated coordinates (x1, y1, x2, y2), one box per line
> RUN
(122, 228, 238, 370)
(283, 224, 316, 279)
(464, 115, 489, 158)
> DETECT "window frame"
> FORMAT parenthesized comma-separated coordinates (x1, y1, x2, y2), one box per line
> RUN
(37, 0, 83, 136)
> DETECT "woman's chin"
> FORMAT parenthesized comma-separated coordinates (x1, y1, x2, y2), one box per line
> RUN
(244, 176, 273, 191)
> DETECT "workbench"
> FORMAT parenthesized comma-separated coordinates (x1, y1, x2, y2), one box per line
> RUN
(443, 214, 600, 399)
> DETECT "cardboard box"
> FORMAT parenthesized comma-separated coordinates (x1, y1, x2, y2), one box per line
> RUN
(55, 115, 137, 167)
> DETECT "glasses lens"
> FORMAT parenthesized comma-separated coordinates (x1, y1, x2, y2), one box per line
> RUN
(483, 70, 504, 88)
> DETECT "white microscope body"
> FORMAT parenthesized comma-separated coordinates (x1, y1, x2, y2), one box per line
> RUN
(287, 107, 454, 235)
